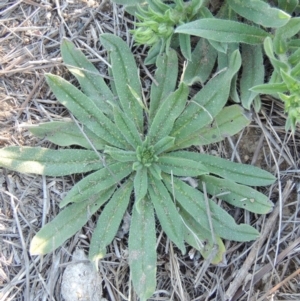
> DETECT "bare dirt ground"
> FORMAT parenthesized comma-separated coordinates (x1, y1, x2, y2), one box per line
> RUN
(0, 1, 300, 301)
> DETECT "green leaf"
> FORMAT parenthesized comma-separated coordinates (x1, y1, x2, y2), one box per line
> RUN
(100, 34, 143, 132)
(240, 44, 264, 109)
(61, 39, 114, 118)
(172, 50, 241, 150)
(30, 187, 115, 255)
(227, 0, 290, 28)
(45, 74, 128, 149)
(196, 105, 251, 146)
(27, 121, 106, 150)
(89, 179, 133, 261)
(134, 167, 148, 210)
(149, 49, 178, 120)
(158, 154, 209, 176)
(250, 82, 288, 94)
(183, 38, 217, 85)
(278, 0, 298, 14)
(144, 41, 162, 65)
(168, 151, 276, 186)
(0, 146, 102, 176)
(281, 69, 300, 94)
(59, 162, 132, 207)
(113, 106, 142, 149)
(148, 163, 162, 180)
(180, 206, 226, 265)
(129, 198, 156, 301)
(200, 175, 274, 214)
(148, 82, 189, 144)
(148, 175, 185, 253)
(104, 145, 136, 162)
(175, 19, 269, 44)
(163, 175, 259, 242)
(274, 17, 300, 54)
(288, 47, 300, 66)
(179, 33, 191, 61)
(153, 136, 175, 155)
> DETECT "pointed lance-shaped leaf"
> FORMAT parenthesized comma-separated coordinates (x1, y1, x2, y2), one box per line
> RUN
(158, 154, 208, 176)
(148, 82, 189, 144)
(175, 19, 269, 44)
(196, 105, 251, 146)
(0, 146, 103, 176)
(59, 162, 132, 207)
(250, 82, 288, 94)
(171, 50, 241, 150)
(153, 136, 175, 155)
(129, 198, 156, 301)
(278, 0, 298, 14)
(61, 39, 114, 118)
(27, 121, 106, 150)
(183, 38, 217, 85)
(168, 151, 276, 186)
(200, 175, 274, 214)
(149, 49, 178, 121)
(179, 33, 192, 61)
(227, 0, 290, 28)
(163, 175, 260, 242)
(89, 179, 133, 262)
(113, 105, 142, 149)
(45, 74, 128, 149)
(180, 206, 226, 265)
(100, 34, 143, 132)
(104, 146, 137, 162)
(30, 187, 115, 255)
(240, 44, 264, 110)
(134, 167, 148, 212)
(148, 175, 186, 253)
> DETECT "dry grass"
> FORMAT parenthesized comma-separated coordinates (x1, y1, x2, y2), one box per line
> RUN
(1, 1, 300, 301)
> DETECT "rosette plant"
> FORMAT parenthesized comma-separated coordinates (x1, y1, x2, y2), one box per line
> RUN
(0, 34, 275, 300)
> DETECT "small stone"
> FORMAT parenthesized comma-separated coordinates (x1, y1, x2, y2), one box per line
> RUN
(61, 249, 106, 301)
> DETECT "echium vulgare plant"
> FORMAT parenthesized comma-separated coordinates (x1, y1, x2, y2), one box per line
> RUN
(251, 13, 300, 132)
(0, 34, 276, 300)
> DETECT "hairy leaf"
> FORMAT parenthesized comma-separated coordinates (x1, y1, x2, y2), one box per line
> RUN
(45, 74, 128, 149)
(104, 146, 136, 162)
(0, 146, 102, 176)
(100, 34, 143, 132)
(183, 38, 217, 85)
(153, 136, 175, 155)
(228, 0, 290, 28)
(129, 199, 156, 301)
(240, 44, 264, 109)
(61, 39, 114, 118)
(179, 33, 191, 61)
(175, 19, 269, 44)
(89, 180, 133, 261)
(163, 175, 260, 242)
(172, 50, 241, 149)
(27, 121, 106, 150)
(30, 187, 115, 255)
(158, 154, 208, 176)
(113, 106, 142, 149)
(134, 167, 148, 210)
(180, 206, 226, 265)
(200, 175, 274, 214)
(168, 151, 276, 186)
(149, 49, 178, 120)
(148, 83, 189, 144)
(60, 162, 132, 207)
(196, 105, 251, 146)
(148, 175, 185, 253)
